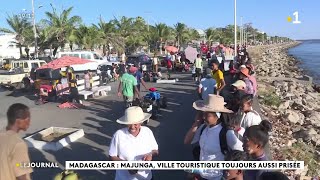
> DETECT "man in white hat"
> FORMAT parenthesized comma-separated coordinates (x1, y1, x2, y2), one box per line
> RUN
(109, 106, 159, 180)
(184, 95, 243, 180)
(229, 80, 247, 112)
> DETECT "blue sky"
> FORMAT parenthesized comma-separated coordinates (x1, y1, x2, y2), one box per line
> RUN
(0, 0, 319, 40)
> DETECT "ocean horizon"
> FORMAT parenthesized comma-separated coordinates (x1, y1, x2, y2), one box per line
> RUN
(288, 40, 320, 85)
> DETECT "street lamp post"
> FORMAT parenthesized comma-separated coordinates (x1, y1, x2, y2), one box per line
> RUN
(240, 17, 243, 46)
(31, 0, 38, 58)
(234, 0, 237, 56)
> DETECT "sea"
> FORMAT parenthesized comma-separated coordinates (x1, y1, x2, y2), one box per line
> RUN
(288, 40, 320, 84)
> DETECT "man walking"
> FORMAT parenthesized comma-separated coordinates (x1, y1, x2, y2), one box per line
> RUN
(118, 67, 140, 108)
(131, 66, 148, 92)
(0, 103, 33, 180)
(211, 59, 226, 95)
(194, 54, 203, 82)
(198, 68, 216, 101)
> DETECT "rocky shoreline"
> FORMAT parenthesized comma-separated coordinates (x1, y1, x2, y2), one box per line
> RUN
(248, 43, 320, 179)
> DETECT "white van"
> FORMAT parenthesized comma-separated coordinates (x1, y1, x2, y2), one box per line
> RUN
(10, 59, 47, 73)
(57, 51, 107, 72)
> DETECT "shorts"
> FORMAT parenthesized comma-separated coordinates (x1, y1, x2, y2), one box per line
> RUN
(123, 96, 134, 103)
(195, 68, 202, 76)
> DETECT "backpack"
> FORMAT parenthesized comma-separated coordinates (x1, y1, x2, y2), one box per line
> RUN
(192, 123, 243, 160)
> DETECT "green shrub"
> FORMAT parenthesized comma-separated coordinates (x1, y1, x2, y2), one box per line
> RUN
(282, 142, 320, 176)
(261, 92, 281, 107)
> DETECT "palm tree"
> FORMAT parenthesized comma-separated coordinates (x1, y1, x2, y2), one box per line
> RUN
(155, 23, 171, 54)
(174, 22, 187, 47)
(93, 17, 125, 56)
(187, 28, 200, 42)
(70, 25, 102, 50)
(43, 7, 82, 55)
(0, 15, 32, 58)
(113, 16, 134, 39)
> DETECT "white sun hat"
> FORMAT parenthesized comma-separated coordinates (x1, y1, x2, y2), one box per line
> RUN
(116, 106, 151, 125)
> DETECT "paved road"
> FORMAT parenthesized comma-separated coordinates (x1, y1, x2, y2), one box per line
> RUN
(0, 67, 263, 179)
(0, 72, 199, 180)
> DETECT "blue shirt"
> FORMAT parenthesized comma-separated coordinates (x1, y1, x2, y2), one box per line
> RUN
(134, 71, 143, 84)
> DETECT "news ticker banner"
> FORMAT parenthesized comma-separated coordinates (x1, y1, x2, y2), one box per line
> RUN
(65, 161, 304, 170)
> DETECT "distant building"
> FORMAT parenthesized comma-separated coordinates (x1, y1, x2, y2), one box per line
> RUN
(0, 33, 34, 59)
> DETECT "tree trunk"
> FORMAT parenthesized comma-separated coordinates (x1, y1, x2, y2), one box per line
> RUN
(49, 45, 52, 57)
(53, 46, 59, 57)
(103, 44, 106, 56)
(69, 44, 73, 51)
(19, 44, 23, 58)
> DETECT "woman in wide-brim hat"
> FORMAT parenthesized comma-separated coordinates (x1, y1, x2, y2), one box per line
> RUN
(184, 94, 243, 180)
(239, 67, 255, 95)
(109, 106, 159, 179)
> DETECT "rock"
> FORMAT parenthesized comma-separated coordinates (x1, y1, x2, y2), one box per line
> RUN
(302, 99, 308, 106)
(288, 131, 293, 136)
(279, 101, 290, 110)
(297, 112, 305, 125)
(287, 140, 293, 147)
(311, 135, 320, 146)
(270, 111, 277, 116)
(295, 165, 308, 177)
(294, 128, 317, 142)
(270, 72, 277, 77)
(292, 101, 305, 111)
(284, 110, 300, 124)
(305, 111, 320, 128)
(298, 176, 312, 180)
(307, 128, 317, 135)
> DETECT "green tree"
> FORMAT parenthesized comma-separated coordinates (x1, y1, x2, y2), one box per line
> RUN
(93, 17, 124, 56)
(174, 22, 188, 47)
(43, 7, 82, 55)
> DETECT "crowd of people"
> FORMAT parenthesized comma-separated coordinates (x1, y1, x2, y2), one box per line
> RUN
(109, 47, 290, 180)
(0, 46, 292, 180)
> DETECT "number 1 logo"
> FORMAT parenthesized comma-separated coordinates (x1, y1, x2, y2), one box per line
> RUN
(293, 11, 301, 24)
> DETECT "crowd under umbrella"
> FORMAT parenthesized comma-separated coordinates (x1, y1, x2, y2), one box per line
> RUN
(38, 56, 93, 70)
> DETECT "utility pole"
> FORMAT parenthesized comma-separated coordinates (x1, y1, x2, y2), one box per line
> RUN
(234, 0, 237, 56)
(31, 0, 38, 58)
(240, 17, 243, 46)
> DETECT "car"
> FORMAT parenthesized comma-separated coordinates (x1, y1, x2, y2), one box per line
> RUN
(126, 54, 152, 65)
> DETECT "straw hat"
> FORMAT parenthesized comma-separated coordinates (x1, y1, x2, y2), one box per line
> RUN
(240, 67, 251, 77)
(116, 106, 151, 125)
(240, 65, 247, 69)
(193, 94, 233, 113)
(232, 80, 246, 89)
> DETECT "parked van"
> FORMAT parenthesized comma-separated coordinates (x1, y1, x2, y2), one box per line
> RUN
(57, 51, 110, 72)
(10, 59, 47, 73)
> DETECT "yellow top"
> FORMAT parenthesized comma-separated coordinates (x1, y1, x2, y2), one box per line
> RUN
(211, 70, 224, 89)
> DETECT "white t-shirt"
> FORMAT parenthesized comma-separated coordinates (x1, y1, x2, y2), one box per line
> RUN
(171, 55, 176, 62)
(109, 126, 158, 180)
(199, 78, 216, 101)
(153, 57, 158, 65)
(191, 123, 243, 180)
(239, 109, 262, 129)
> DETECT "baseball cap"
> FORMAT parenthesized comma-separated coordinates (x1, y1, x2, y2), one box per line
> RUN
(129, 66, 138, 73)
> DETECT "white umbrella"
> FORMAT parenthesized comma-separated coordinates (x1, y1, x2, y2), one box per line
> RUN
(184, 46, 198, 63)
